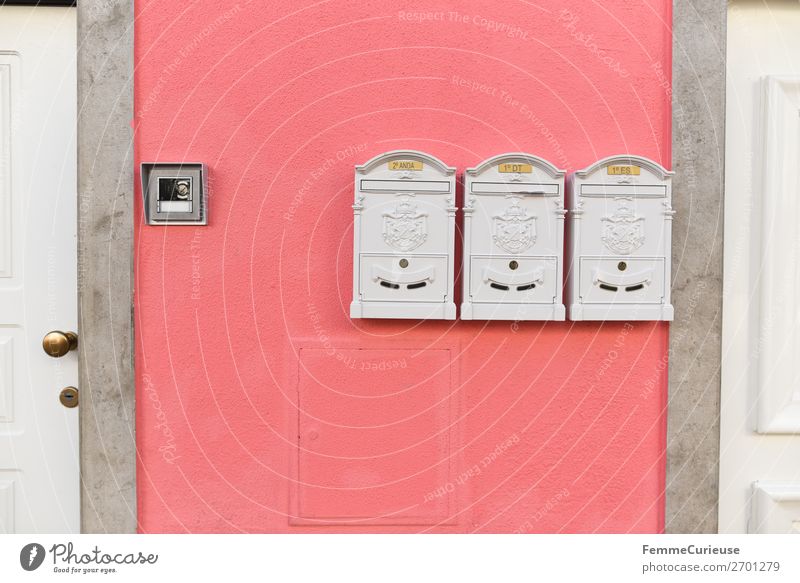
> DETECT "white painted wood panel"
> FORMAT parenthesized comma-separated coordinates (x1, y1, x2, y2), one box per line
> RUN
(756, 76, 800, 434)
(0, 6, 78, 533)
(0, 337, 12, 422)
(751, 482, 800, 534)
(720, 0, 800, 533)
(0, 62, 11, 278)
(0, 477, 15, 534)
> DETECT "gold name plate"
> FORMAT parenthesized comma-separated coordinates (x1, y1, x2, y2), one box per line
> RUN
(388, 160, 423, 171)
(607, 165, 640, 175)
(498, 163, 532, 174)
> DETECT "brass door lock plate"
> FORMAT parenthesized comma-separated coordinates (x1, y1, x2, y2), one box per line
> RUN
(59, 387, 79, 408)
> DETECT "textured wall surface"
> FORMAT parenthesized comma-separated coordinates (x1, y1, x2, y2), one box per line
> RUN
(134, 0, 672, 533)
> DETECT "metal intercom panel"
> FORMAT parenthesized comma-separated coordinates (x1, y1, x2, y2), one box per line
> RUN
(141, 163, 208, 225)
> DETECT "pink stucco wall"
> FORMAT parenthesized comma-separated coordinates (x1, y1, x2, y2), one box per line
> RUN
(134, 0, 671, 533)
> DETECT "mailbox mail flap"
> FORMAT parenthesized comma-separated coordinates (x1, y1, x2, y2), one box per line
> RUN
(578, 257, 665, 305)
(359, 254, 448, 303)
(469, 256, 558, 305)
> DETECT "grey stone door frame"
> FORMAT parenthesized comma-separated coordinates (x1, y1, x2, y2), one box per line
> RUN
(77, 0, 136, 533)
(74, 0, 726, 533)
(666, 1, 726, 533)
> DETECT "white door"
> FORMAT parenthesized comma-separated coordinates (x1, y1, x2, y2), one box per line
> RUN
(0, 6, 78, 533)
(720, 0, 800, 533)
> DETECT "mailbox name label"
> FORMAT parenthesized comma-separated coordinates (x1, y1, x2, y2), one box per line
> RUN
(607, 165, 640, 176)
(498, 163, 533, 174)
(388, 160, 423, 171)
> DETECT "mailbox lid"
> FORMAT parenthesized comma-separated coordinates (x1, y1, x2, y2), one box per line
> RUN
(576, 196, 672, 257)
(469, 256, 557, 304)
(360, 194, 450, 254)
(359, 254, 449, 303)
(578, 257, 665, 304)
(468, 195, 563, 256)
(465, 153, 566, 257)
(356, 150, 456, 256)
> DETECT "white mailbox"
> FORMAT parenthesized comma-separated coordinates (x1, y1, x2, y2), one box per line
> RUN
(461, 153, 566, 320)
(350, 150, 457, 319)
(567, 155, 675, 321)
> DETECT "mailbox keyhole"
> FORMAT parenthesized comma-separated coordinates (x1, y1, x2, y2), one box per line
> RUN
(618, 261, 627, 271)
(399, 259, 409, 268)
(509, 261, 519, 270)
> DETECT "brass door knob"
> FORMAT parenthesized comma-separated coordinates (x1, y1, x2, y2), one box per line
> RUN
(42, 331, 78, 358)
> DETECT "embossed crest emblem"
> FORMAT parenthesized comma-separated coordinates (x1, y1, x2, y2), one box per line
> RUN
(601, 198, 645, 255)
(493, 197, 536, 254)
(382, 195, 427, 252)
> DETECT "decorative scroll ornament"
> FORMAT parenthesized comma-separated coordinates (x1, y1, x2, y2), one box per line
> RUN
(601, 197, 645, 255)
(382, 195, 427, 252)
(493, 197, 536, 254)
